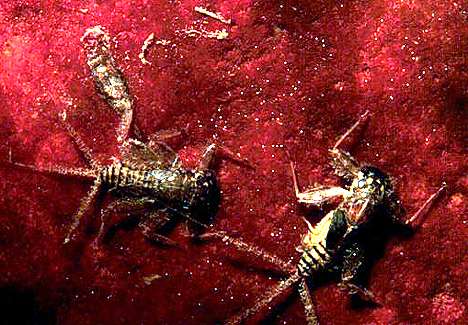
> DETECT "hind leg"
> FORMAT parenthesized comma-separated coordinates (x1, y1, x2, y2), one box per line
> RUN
(226, 272, 302, 324)
(81, 26, 134, 146)
(139, 209, 179, 247)
(64, 177, 103, 244)
(298, 279, 319, 325)
(60, 120, 101, 169)
(200, 231, 294, 274)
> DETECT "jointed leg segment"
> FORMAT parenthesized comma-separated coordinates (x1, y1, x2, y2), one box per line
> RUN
(226, 272, 302, 325)
(405, 183, 446, 228)
(64, 177, 103, 244)
(298, 279, 319, 325)
(289, 159, 349, 207)
(200, 231, 295, 274)
(199, 143, 254, 170)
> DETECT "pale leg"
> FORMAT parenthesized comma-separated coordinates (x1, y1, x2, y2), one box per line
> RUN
(405, 183, 446, 228)
(199, 143, 254, 170)
(289, 159, 349, 206)
(226, 272, 302, 325)
(200, 231, 295, 274)
(64, 177, 103, 244)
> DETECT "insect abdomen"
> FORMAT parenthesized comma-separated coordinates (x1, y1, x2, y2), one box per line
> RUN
(298, 242, 330, 276)
(101, 163, 149, 189)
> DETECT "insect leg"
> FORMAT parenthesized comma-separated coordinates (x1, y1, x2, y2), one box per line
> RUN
(139, 209, 180, 247)
(341, 282, 380, 305)
(146, 124, 189, 149)
(200, 231, 295, 274)
(120, 138, 179, 170)
(7, 144, 97, 179)
(328, 148, 360, 180)
(226, 272, 302, 325)
(328, 111, 369, 180)
(405, 183, 446, 228)
(64, 177, 103, 244)
(198, 143, 254, 170)
(94, 197, 154, 245)
(8, 160, 96, 179)
(332, 110, 369, 150)
(60, 120, 101, 169)
(298, 279, 319, 325)
(289, 159, 349, 206)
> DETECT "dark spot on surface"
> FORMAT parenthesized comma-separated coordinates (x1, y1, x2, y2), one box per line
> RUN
(0, 286, 56, 325)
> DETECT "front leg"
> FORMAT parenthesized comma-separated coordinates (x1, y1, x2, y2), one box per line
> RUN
(199, 143, 254, 170)
(289, 159, 349, 207)
(328, 111, 369, 180)
(328, 148, 360, 181)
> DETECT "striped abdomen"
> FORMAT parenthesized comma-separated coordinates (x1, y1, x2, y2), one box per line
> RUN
(298, 209, 349, 276)
(298, 241, 332, 276)
(100, 163, 154, 189)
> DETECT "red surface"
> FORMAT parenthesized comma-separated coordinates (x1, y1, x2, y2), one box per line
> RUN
(0, 1, 466, 324)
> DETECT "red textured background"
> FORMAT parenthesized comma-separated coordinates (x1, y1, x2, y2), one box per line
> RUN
(0, 1, 466, 324)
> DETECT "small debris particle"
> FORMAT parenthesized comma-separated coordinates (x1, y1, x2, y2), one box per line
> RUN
(139, 33, 171, 65)
(139, 33, 155, 65)
(143, 273, 162, 285)
(183, 28, 228, 40)
(194, 6, 231, 25)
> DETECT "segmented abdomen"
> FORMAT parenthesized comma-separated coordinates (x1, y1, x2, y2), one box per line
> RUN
(298, 241, 331, 276)
(298, 209, 344, 276)
(100, 163, 151, 189)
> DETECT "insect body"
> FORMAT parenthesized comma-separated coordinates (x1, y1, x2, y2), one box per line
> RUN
(202, 112, 445, 324)
(8, 25, 248, 246)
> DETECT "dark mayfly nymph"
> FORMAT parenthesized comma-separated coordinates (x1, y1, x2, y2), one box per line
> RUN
(9, 26, 249, 247)
(203, 112, 445, 324)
